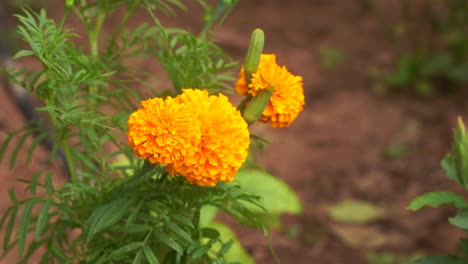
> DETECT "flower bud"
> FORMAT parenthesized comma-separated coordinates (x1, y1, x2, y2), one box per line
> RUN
(442, 116, 468, 189)
(242, 86, 274, 125)
(244, 29, 264, 83)
(66, 0, 75, 9)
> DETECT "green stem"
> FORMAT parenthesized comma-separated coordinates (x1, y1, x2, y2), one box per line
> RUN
(88, 6, 106, 109)
(106, 1, 139, 54)
(60, 138, 78, 181)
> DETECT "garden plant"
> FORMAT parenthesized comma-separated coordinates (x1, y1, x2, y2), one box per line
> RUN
(409, 118, 468, 263)
(0, 0, 304, 263)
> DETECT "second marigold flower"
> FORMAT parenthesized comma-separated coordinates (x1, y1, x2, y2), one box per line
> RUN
(236, 54, 305, 128)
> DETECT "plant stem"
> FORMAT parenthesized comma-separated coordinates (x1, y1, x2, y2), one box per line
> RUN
(60, 137, 78, 181)
(106, 1, 139, 54)
(88, 6, 106, 109)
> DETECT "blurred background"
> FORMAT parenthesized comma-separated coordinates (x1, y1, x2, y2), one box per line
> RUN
(1, 0, 468, 263)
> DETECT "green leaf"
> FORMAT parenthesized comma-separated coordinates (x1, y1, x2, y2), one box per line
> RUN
(235, 169, 302, 214)
(449, 210, 468, 230)
(132, 250, 143, 264)
(109, 242, 142, 259)
(143, 245, 160, 264)
(165, 221, 192, 242)
(442, 155, 459, 184)
(10, 128, 36, 169)
(0, 132, 14, 162)
(44, 173, 54, 195)
(412, 255, 468, 264)
(35, 199, 52, 242)
(12, 50, 34, 59)
(408, 191, 468, 211)
(3, 206, 17, 250)
(152, 230, 183, 254)
(29, 171, 42, 197)
(328, 200, 385, 224)
(207, 221, 254, 264)
(19, 200, 35, 255)
(199, 205, 218, 227)
(201, 228, 220, 239)
(85, 198, 133, 243)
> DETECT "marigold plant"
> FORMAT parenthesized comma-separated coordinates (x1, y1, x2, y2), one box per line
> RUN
(0, 2, 303, 263)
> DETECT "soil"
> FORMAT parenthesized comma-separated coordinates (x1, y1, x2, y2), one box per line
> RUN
(2, 1, 468, 263)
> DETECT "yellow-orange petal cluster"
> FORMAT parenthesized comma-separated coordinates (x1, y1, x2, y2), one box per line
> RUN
(173, 89, 250, 186)
(127, 97, 201, 165)
(127, 89, 250, 187)
(235, 54, 305, 128)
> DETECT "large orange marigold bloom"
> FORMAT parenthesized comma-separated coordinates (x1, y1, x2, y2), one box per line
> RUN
(235, 54, 305, 128)
(127, 97, 201, 166)
(127, 89, 250, 187)
(173, 89, 250, 186)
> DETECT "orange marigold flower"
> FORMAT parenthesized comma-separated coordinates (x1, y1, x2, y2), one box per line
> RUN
(127, 97, 201, 166)
(173, 89, 250, 186)
(235, 54, 305, 128)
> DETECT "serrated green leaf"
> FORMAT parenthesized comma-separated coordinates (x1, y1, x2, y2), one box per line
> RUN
(408, 191, 468, 211)
(85, 198, 133, 243)
(412, 255, 468, 264)
(35, 199, 52, 242)
(328, 200, 385, 224)
(449, 211, 468, 230)
(143, 245, 159, 264)
(235, 169, 302, 214)
(109, 242, 142, 259)
(19, 200, 35, 255)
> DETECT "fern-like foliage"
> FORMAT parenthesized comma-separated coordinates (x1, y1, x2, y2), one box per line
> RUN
(0, 1, 267, 263)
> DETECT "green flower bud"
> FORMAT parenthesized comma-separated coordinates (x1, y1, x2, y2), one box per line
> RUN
(244, 29, 264, 83)
(66, 0, 75, 9)
(442, 117, 468, 189)
(242, 86, 274, 125)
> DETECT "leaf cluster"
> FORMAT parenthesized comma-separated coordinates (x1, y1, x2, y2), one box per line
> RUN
(0, 1, 279, 263)
(408, 118, 468, 263)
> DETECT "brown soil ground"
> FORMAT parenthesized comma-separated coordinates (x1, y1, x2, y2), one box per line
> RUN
(2, 1, 468, 263)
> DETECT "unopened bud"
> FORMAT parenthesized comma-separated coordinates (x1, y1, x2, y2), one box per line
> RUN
(244, 29, 264, 83)
(66, 0, 75, 9)
(242, 86, 274, 125)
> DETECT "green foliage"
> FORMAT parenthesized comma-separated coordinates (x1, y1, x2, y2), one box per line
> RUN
(409, 118, 468, 262)
(407, 191, 468, 211)
(0, 1, 304, 263)
(369, 0, 468, 96)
